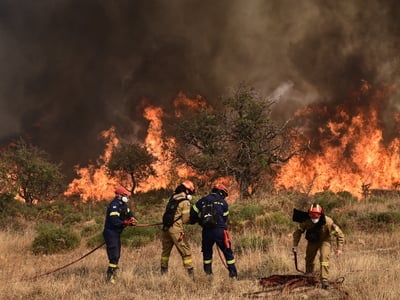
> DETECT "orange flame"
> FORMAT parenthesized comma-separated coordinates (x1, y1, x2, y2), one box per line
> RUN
(64, 93, 208, 202)
(64, 128, 119, 202)
(275, 85, 400, 198)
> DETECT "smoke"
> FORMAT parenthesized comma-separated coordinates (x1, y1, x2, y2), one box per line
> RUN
(0, 0, 399, 178)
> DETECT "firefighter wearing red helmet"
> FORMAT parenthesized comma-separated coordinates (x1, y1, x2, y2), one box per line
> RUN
(190, 183, 238, 279)
(103, 185, 138, 283)
(292, 203, 344, 289)
(160, 180, 196, 276)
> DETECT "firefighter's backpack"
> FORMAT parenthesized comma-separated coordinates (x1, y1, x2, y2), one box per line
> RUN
(200, 198, 219, 228)
(162, 197, 184, 231)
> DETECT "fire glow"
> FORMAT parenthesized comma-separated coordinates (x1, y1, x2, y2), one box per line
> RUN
(64, 94, 205, 202)
(275, 84, 400, 198)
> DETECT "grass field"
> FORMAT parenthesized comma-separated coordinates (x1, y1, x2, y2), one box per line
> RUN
(1, 192, 400, 300)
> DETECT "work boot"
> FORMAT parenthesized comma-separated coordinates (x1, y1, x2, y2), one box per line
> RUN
(106, 267, 117, 284)
(228, 264, 238, 279)
(161, 266, 168, 275)
(187, 268, 194, 279)
(203, 264, 212, 275)
(321, 280, 329, 289)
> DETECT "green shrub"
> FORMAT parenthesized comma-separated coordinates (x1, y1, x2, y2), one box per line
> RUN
(313, 191, 348, 211)
(124, 234, 153, 248)
(356, 211, 400, 232)
(86, 233, 105, 248)
(80, 222, 102, 238)
(235, 234, 271, 254)
(62, 213, 83, 226)
(32, 223, 80, 254)
(256, 211, 292, 233)
(121, 225, 159, 248)
(367, 212, 400, 224)
(230, 203, 264, 223)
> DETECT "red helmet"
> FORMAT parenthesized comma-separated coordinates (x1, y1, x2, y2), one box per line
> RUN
(214, 183, 228, 196)
(115, 186, 131, 196)
(308, 203, 323, 218)
(182, 180, 195, 194)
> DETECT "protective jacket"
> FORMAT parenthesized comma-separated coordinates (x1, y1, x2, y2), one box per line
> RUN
(104, 197, 134, 233)
(103, 197, 135, 267)
(293, 214, 344, 281)
(160, 192, 193, 271)
(190, 193, 229, 228)
(293, 215, 344, 250)
(167, 192, 192, 233)
(190, 192, 237, 278)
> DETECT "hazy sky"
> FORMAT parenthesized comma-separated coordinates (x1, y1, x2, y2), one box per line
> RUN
(0, 0, 399, 177)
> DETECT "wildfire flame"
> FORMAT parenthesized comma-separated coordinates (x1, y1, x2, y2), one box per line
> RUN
(275, 83, 400, 198)
(64, 93, 209, 202)
(64, 128, 119, 202)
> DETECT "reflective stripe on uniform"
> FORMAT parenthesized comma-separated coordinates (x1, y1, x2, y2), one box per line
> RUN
(193, 206, 200, 213)
(204, 259, 212, 264)
(223, 211, 229, 216)
(110, 212, 120, 217)
(161, 256, 169, 262)
(108, 263, 118, 268)
(321, 261, 329, 267)
(183, 258, 193, 265)
(227, 259, 235, 265)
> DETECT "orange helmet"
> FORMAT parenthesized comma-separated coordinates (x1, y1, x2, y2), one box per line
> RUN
(213, 183, 228, 196)
(115, 186, 131, 196)
(182, 180, 195, 194)
(308, 203, 323, 218)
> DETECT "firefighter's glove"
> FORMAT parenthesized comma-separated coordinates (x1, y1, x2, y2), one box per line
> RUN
(178, 232, 185, 241)
(291, 246, 297, 253)
(123, 217, 138, 227)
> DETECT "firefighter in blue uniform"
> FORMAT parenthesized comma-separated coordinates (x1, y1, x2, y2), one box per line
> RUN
(103, 186, 138, 283)
(190, 183, 238, 279)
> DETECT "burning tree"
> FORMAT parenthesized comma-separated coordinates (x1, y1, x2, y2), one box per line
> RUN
(106, 142, 156, 194)
(174, 84, 301, 198)
(0, 138, 64, 204)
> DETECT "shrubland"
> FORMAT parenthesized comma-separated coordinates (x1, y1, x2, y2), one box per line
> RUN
(0, 190, 400, 299)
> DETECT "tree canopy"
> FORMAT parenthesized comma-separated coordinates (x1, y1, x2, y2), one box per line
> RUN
(174, 84, 302, 197)
(106, 142, 156, 194)
(0, 138, 65, 204)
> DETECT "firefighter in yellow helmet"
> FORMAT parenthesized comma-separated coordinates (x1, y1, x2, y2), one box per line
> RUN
(292, 203, 344, 289)
(160, 180, 195, 277)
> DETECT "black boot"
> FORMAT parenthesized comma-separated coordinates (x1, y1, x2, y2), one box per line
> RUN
(106, 266, 117, 284)
(203, 264, 212, 275)
(161, 266, 168, 275)
(228, 264, 238, 279)
(187, 268, 194, 279)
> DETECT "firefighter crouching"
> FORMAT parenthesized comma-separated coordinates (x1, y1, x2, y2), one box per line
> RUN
(292, 203, 344, 289)
(103, 186, 138, 284)
(160, 180, 196, 276)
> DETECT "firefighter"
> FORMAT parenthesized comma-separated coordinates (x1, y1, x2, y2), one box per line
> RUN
(103, 186, 138, 284)
(160, 180, 196, 276)
(190, 183, 238, 279)
(292, 203, 344, 289)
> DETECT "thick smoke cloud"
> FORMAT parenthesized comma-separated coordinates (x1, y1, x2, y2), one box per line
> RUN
(0, 0, 399, 178)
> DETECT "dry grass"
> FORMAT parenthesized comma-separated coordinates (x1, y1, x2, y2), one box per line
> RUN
(1, 229, 399, 300)
(1, 196, 400, 299)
